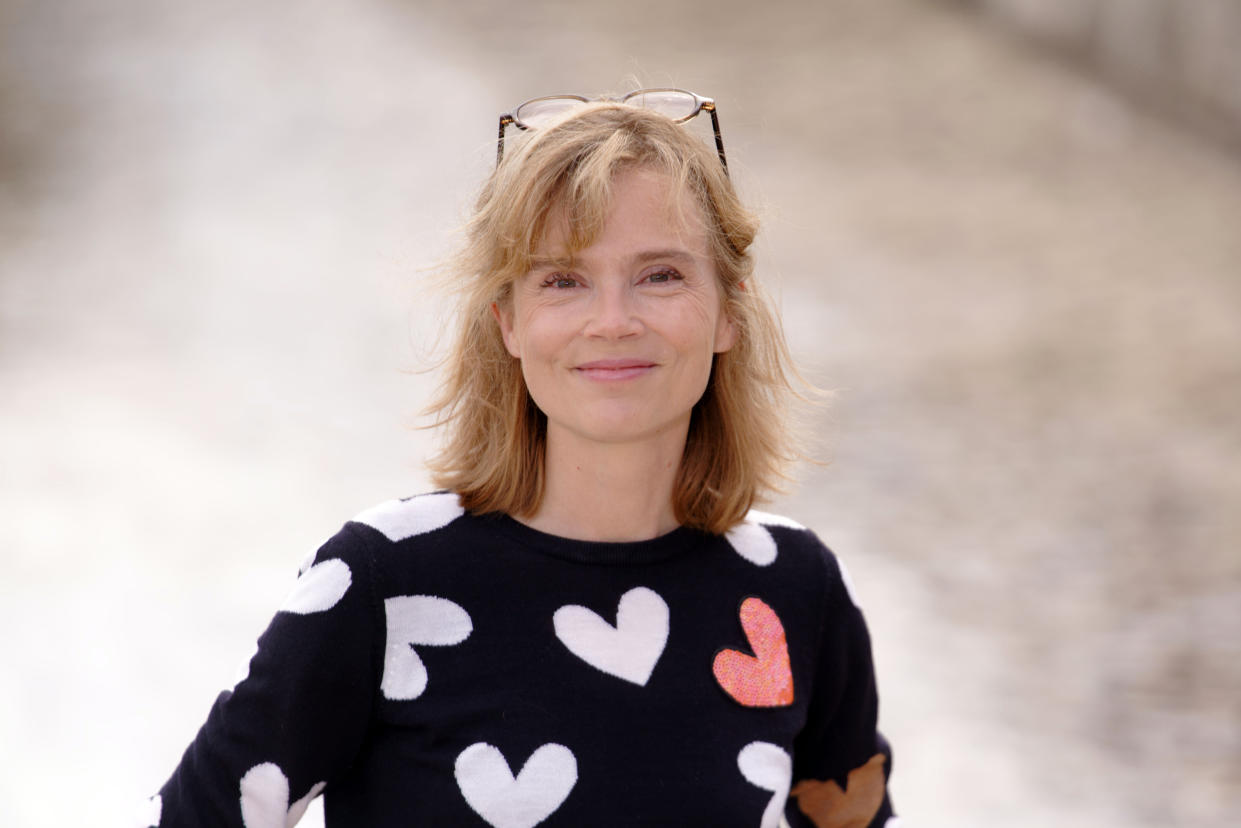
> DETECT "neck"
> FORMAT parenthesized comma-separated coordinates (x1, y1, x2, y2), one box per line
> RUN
(522, 422, 687, 542)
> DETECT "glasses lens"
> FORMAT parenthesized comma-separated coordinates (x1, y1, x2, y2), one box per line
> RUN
(513, 96, 588, 129)
(624, 89, 701, 121)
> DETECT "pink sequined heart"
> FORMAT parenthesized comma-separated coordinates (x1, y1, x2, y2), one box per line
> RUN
(712, 597, 794, 707)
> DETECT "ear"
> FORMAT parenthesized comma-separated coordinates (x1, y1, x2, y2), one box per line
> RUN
(491, 301, 521, 358)
(713, 310, 738, 354)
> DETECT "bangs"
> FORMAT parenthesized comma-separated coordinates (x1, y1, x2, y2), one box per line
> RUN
(486, 104, 704, 286)
(532, 166, 706, 272)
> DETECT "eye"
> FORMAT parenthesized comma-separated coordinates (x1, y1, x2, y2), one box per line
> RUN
(644, 268, 683, 284)
(540, 274, 580, 289)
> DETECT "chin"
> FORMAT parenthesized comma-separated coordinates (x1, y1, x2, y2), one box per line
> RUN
(562, 410, 692, 447)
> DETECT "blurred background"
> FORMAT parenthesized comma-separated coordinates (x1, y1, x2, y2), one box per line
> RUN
(2, 0, 1239, 825)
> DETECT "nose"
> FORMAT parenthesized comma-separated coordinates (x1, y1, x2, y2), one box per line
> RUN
(582, 283, 643, 339)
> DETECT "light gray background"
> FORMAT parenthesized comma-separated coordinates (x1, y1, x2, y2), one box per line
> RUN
(2, 1, 1239, 826)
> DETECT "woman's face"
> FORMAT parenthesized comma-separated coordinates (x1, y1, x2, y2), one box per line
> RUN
(495, 167, 736, 452)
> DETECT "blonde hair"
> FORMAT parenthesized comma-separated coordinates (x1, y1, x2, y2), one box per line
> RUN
(426, 101, 800, 534)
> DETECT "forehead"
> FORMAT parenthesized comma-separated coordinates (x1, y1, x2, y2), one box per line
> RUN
(537, 167, 711, 258)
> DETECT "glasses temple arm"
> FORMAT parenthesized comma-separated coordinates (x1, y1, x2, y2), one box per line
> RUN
(705, 106, 728, 173)
(497, 114, 514, 165)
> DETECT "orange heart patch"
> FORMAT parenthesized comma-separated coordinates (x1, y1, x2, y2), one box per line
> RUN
(712, 597, 793, 707)
(790, 753, 887, 828)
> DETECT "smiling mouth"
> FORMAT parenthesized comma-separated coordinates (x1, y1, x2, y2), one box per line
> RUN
(574, 359, 657, 381)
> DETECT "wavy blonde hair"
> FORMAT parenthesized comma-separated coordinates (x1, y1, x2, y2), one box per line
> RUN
(425, 101, 800, 534)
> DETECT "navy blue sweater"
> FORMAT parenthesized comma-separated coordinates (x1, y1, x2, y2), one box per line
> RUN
(148, 492, 896, 827)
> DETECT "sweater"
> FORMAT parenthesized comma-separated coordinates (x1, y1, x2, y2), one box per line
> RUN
(145, 492, 898, 828)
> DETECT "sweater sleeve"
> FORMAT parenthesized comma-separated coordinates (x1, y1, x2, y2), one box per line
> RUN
(147, 525, 381, 827)
(787, 548, 897, 828)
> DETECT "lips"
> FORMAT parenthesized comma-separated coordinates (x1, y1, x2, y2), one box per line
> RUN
(574, 358, 656, 381)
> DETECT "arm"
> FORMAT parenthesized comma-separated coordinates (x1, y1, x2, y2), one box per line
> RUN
(787, 550, 897, 828)
(147, 526, 380, 827)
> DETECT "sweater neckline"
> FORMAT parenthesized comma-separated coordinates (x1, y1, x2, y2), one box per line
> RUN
(478, 512, 710, 565)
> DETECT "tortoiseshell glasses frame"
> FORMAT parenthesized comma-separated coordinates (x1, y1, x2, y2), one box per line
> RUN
(496, 88, 728, 172)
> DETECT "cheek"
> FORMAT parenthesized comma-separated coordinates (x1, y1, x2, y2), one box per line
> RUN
(674, 295, 729, 353)
(499, 297, 556, 362)
(510, 306, 568, 365)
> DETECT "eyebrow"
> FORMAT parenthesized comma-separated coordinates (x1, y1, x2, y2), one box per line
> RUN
(528, 248, 697, 271)
(528, 256, 573, 271)
(631, 248, 696, 266)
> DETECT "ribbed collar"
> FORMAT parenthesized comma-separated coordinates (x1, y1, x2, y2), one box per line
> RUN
(476, 512, 711, 565)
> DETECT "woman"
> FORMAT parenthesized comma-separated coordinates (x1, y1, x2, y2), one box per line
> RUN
(146, 90, 898, 828)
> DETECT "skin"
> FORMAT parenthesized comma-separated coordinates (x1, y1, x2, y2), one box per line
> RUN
(493, 166, 736, 541)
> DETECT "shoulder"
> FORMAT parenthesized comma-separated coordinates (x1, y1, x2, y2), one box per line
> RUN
(299, 492, 468, 579)
(729, 508, 862, 610)
(346, 491, 467, 543)
(722, 509, 806, 567)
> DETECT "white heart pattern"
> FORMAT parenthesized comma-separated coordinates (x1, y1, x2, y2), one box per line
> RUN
(553, 586, 669, 686)
(353, 492, 465, 542)
(745, 509, 805, 531)
(737, 741, 792, 828)
(381, 595, 473, 700)
(725, 521, 778, 567)
(239, 762, 325, 828)
(280, 558, 352, 615)
(454, 742, 577, 828)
